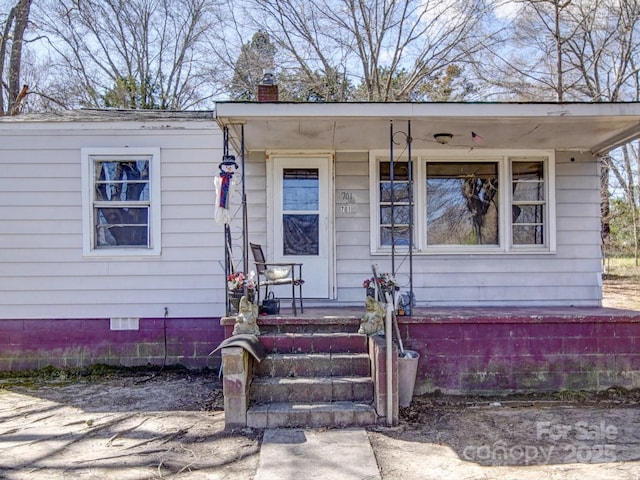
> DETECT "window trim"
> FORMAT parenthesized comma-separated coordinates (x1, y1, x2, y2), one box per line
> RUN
(369, 149, 556, 255)
(81, 147, 162, 257)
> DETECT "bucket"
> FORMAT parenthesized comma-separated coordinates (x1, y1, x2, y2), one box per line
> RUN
(398, 350, 420, 407)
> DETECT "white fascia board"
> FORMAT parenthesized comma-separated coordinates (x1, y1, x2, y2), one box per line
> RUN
(0, 119, 218, 133)
(215, 101, 640, 122)
(591, 123, 640, 155)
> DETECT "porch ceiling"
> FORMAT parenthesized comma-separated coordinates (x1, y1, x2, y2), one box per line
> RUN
(215, 102, 640, 155)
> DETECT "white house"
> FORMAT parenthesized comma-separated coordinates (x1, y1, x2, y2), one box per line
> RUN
(1, 103, 640, 381)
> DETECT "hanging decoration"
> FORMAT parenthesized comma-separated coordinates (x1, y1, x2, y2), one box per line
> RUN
(214, 154, 239, 225)
(471, 131, 483, 144)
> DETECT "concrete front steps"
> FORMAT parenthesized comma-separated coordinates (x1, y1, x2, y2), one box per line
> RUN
(247, 331, 378, 428)
(220, 314, 398, 429)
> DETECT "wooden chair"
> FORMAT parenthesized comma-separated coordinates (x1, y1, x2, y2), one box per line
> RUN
(250, 243, 304, 315)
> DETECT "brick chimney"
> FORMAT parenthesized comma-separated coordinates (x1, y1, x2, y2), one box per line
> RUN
(257, 70, 278, 102)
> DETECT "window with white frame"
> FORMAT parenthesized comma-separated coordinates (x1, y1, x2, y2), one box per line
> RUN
(510, 158, 546, 246)
(378, 158, 413, 247)
(82, 148, 161, 256)
(370, 150, 554, 253)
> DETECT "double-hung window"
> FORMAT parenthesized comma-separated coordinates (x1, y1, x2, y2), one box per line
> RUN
(82, 148, 161, 256)
(378, 159, 413, 247)
(510, 158, 546, 246)
(370, 150, 554, 253)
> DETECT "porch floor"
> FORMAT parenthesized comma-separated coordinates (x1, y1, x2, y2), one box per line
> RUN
(249, 305, 640, 325)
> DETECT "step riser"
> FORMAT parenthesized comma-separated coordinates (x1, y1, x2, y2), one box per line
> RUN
(247, 403, 377, 429)
(259, 333, 368, 354)
(244, 327, 378, 428)
(259, 324, 360, 334)
(255, 354, 370, 378)
(256, 317, 361, 336)
(251, 378, 373, 403)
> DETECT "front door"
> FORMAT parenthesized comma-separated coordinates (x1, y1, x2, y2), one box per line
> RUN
(270, 155, 332, 299)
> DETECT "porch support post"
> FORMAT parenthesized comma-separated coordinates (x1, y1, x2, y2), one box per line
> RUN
(241, 124, 249, 277)
(389, 121, 395, 274)
(223, 126, 232, 316)
(407, 120, 414, 307)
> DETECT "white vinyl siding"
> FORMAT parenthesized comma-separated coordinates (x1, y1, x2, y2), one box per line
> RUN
(0, 120, 227, 319)
(0, 119, 604, 313)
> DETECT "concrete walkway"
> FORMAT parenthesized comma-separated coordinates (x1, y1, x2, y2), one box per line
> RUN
(254, 428, 381, 480)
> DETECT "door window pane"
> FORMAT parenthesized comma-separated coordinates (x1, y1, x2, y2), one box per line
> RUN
(283, 214, 319, 255)
(282, 168, 320, 255)
(283, 169, 318, 211)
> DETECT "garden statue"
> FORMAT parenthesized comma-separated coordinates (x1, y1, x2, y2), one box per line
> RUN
(233, 295, 260, 335)
(358, 295, 385, 336)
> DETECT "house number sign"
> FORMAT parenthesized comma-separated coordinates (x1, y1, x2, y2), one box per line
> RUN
(338, 191, 357, 215)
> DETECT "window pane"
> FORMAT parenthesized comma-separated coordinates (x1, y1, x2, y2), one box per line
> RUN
(513, 182, 545, 202)
(381, 226, 411, 246)
(513, 224, 544, 245)
(283, 214, 319, 255)
(426, 162, 499, 245)
(95, 160, 149, 202)
(381, 205, 410, 224)
(95, 207, 149, 247)
(512, 161, 543, 179)
(380, 182, 411, 202)
(512, 205, 544, 224)
(380, 161, 410, 181)
(283, 169, 318, 211)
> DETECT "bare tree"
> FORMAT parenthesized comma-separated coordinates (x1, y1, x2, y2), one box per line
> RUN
(480, 1, 640, 257)
(475, 0, 576, 101)
(480, 0, 640, 101)
(0, 0, 32, 115)
(604, 143, 640, 264)
(563, 0, 640, 101)
(33, 0, 225, 109)
(238, 0, 495, 102)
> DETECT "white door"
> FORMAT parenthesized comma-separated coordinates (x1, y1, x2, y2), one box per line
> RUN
(271, 156, 331, 299)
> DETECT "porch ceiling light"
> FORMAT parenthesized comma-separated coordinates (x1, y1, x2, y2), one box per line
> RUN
(434, 133, 453, 144)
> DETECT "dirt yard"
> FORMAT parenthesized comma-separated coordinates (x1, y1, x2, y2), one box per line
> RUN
(1, 275, 640, 479)
(3, 370, 640, 479)
(0, 371, 262, 479)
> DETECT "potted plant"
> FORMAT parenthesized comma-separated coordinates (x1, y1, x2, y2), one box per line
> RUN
(363, 272, 398, 300)
(227, 271, 256, 312)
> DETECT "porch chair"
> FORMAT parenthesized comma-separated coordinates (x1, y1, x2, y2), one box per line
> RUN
(249, 242, 304, 315)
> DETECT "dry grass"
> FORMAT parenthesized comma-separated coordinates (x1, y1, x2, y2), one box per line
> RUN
(602, 257, 640, 310)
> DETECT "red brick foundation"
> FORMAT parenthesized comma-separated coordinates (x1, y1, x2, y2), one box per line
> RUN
(397, 307, 640, 394)
(0, 317, 224, 371)
(3, 308, 640, 397)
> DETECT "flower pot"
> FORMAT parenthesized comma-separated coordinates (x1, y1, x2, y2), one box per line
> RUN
(398, 350, 420, 407)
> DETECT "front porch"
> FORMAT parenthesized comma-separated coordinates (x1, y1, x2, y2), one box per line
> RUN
(220, 306, 640, 409)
